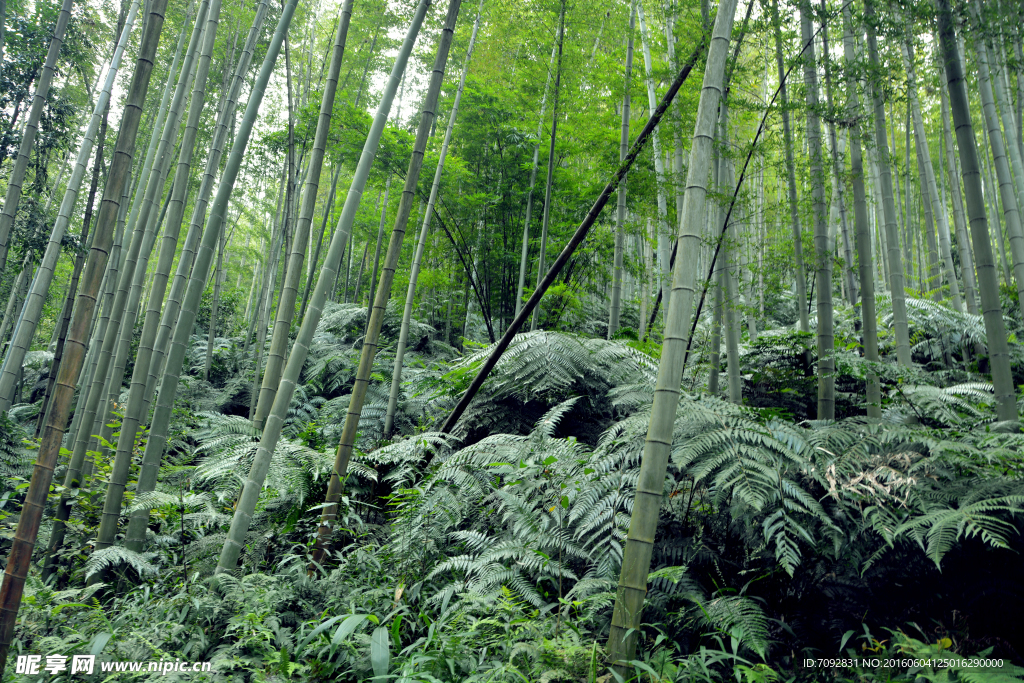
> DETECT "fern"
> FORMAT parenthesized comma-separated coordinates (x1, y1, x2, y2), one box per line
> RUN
(695, 595, 771, 659)
(191, 413, 376, 506)
(84, 546, 161, 579)
(0, 412, 30, 479)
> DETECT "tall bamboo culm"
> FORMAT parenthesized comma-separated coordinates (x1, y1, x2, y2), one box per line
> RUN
(0, 0, 170, 666)
(935, 0, 1018, 422)
(0, 0, 140, 411)
(604, 0, 737, 671)
(252, 5, 354, 429)
(842, 5, 881, 418)
(800, 1, 834, 419)
(0, 0, 73, 275)
(119, 0, 228, 553)
(217, 0, 431, 575)
(148, 0, 271, 407)
(864, 0, 911, 365)
(384, 0, 483, 439)
(311, 0, 463, 567)
(90, 1, 214, 562)
(127, 0, 299, 564)
(608, 2, 635, 339)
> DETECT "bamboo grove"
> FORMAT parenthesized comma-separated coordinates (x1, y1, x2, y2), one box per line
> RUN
(1, 0, 1024, 678)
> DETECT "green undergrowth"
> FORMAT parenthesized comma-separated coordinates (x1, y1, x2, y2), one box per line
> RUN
(4, 299, 1024, 681)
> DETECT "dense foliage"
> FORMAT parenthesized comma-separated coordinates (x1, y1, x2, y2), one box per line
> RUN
(1, 0, 1024, 679)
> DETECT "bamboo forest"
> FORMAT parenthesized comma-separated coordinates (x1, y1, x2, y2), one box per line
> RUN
(5, 0, 1024, 678)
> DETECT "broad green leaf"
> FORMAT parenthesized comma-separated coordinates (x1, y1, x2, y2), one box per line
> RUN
(370, 625, 390, 678)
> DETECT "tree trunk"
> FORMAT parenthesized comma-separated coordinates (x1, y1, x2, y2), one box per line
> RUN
(252, 40, 303, 429)
(980, 123, 1011, 283)
(309, 0, 462, 569)
(819, 6, 856, 308)
(0, 0, 73, 275)
(936, 0, 1018, 421)
(939, 76, 978, 313)
(217, 0, 432, 576)
(89, 3, 213, 562)
(0, 0, 139, 411)
(90, 11, 196, 435)
(124, 0, 298, 568)
(384, 0, 482, 438)
(0, 0, 168, 664)
(252, 12, 352, 430)
(249, 191, 286, 420)
(637, 2, 672, 308)
(605, 0, 737, 670)
(983, 13, 1024, 300)
(35, 102, 108, 435)
(716, 101, 742, 404)
(530, 0, 566, 332)
(242, 255, 259, 345)
(366, 178, 391, 310)
(769, 0, 809, 333)
(840, 5, 881, 418)
(864, 0, 911, 365)
(514, 39, 557, 319)
(608, 4, 635, 339)
(40, 145, 134, 583)
(149, 0, 270, 404)
(38, 6, 140, 573)
(353, 241, 369, 307)
(300, 164, 341, 319)
(799, 1, 833, 419)
(204, 221, 229, 382)
(972, 26, 1024, 316)
(0, 0, 6, 64)
(904, 36, 962, 310)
